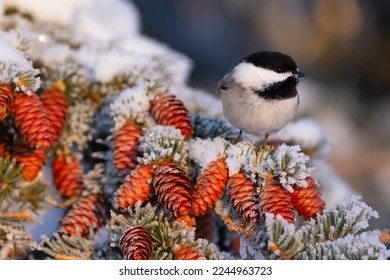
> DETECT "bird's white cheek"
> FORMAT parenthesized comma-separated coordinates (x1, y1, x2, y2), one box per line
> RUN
(232, 62, 292, 91)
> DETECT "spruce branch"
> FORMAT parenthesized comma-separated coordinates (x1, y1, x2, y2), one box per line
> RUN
(139, 125, 188, 168)
(265, 215, 304, 259)
(0, 224, 35, 259)
(190, 113, 239, 140)
(40, 232, 95, 260)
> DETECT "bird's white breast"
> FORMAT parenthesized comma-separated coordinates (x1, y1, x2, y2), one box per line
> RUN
(221, 88, 299, 137)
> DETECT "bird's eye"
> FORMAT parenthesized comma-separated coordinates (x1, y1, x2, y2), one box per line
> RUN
(219, 83, 228, 91)
(275, 68, 283, 73)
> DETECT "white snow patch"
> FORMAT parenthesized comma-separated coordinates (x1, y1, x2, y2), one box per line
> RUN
(189, 137, 228, 171)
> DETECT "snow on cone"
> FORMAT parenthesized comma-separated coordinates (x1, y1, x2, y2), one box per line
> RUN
(120, 225, 153, 260)
(113, 119, 141, 178)
(40, 87, 68, 143)
(173, 244, 205, 260)
(12, 92, 54, 149)
(227, 172, 259, 223)
(150, 91, 192, 140)
(115, 164, 154, 209)
(59, 194, 106, 238)
(0, 83, 14, 121)
(192, 156, 228, 217)
(13, 139, 47, 182)
(260, 175, 295, 223)
(289, 177, 326, 220)
(52, 152, 84, 199)
(152, 159, 192, 218)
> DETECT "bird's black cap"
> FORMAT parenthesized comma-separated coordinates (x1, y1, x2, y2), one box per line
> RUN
(241, 51, 298, 74)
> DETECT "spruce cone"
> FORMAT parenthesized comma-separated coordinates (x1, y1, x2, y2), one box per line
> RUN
(115, 164, 154, 209)
(40, 87, 68, 142)
(13, 140, 46, 182)
(120, 225, 153, 260)
(52, 153, 84, 199)
(150, 91, 192, 139)
(59, 194, 106, 237)
(173, 244, 204, 260)
(0, 83, 14, 121)
(12, 92, 54, 148)
(113, 119, 141, 178)
(259, 175, 295, 223)
(152, 159, 192, 218)
(227, 172, 259, 223)
(289, 177, 326, 220)
(192, 156, 228, 216)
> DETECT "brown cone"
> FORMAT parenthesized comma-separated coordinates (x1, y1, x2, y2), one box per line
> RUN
(59, 194, 106, 237)
(152, 159, 192, 218)
(174, 244, 204, 260)
(113, 119, 141, 178)
(13, 140, 47, 182)
(52, 153, 84, 199)
(12, 92, 55, 149)
(115, 164, 154, 209)
(40, 87, 68, 143)
(289, 177, 326, 220)
(227, 172, 259, 223)
(120, 225, 153, 260)
(150, 91, 192, 139)
(0, 83, 14, 121)
(192, 156, 228, 216)
(259, 175, 295, 223)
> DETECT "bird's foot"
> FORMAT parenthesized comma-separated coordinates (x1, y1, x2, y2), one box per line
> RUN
(231, 130, 243, 144)
(255, 134, 269, 153)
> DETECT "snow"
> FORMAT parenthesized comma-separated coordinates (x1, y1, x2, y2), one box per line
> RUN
(92, 49, 157, 83)
(189, 137, 228, 171)
(326, 231, 388, 260)
(0, 35, 40, 93)
(335, 196, 379, 232)
(270, 118, 332, 157)
(109, 85, 151, 132)
(118, 36, 193, 85)
(265, 144, 314, 192)
(225, 141, 256, 176)
(5, 0, 140, 41)
(139, 125, 188, 166)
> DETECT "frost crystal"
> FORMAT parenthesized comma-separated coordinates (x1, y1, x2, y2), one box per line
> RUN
(334, 195, 379, 233)
(225, 142, 274, 183)
(109, 85, 151, 131)
(265, 144, 314, 192)
(189, 137, 228, 171)
(0, 36, 40, 93)
(59, 99, 98, 151)
(139, 125, 188, 166)
(225, 142, 255, 176)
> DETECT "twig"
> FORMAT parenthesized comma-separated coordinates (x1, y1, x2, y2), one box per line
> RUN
(221, 216, 255, 236)
(0, 211, 33, 220)
(44, 195, 78, 208)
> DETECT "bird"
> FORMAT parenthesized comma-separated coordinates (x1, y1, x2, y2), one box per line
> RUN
(218, 51, 305, 148)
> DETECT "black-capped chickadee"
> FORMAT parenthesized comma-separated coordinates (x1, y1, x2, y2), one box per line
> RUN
(218, 51, 304, 146)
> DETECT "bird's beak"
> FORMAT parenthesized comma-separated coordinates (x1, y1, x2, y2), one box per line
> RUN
(296, 70, 305, 78)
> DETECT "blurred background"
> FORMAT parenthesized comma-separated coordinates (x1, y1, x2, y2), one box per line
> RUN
(131, 0, 389, 230)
